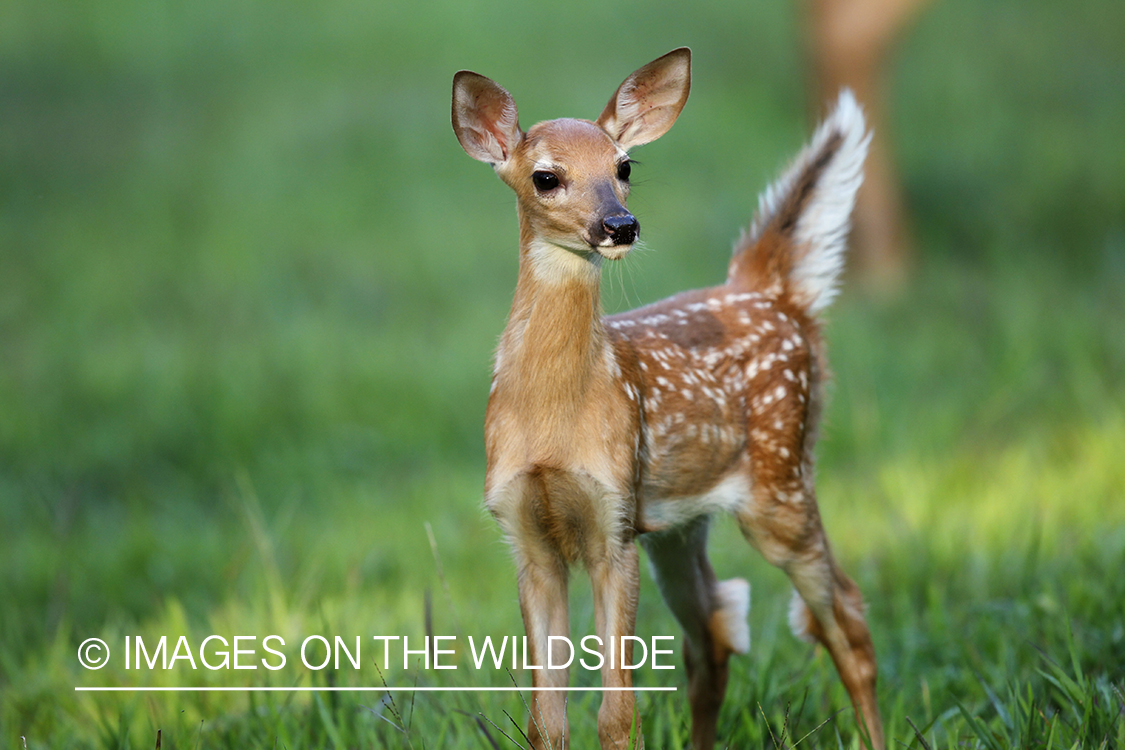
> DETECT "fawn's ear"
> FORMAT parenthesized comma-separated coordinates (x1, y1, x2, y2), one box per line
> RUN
(597, 47, 691, 150)
(452, 71, 522, 165)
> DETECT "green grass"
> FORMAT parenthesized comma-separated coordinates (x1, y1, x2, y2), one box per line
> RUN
(2, 0, 1124, 747)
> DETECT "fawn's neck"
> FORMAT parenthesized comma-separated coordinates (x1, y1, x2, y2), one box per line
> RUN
(496, 219, 611, 413)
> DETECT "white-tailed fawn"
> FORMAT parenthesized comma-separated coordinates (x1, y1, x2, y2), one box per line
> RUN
(452, 48, 883, 750)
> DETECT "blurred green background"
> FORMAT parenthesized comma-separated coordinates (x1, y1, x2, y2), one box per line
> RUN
(2, 0, 1123, 747)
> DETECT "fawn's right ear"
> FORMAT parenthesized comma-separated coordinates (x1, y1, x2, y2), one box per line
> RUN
(452, 71, 522, 165)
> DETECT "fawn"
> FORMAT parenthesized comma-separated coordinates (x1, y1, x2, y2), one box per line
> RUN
(452, 48, 883, 750)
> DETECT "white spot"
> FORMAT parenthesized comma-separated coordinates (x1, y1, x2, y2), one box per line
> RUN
(605, 348, 621, 378)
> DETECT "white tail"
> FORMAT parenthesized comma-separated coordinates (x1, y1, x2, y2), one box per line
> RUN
(732, 90, 871, 314)
(453, 49, 883, 750)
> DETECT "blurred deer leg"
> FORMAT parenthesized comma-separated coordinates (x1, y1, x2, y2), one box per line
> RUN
(807, 0, 935, 289)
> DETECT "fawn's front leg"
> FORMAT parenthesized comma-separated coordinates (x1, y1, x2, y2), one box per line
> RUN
(590, 542, 643, 749)
(516, 544, 571, 750)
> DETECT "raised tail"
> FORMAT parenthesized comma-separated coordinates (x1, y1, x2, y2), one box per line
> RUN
(727, 90, 870, 316)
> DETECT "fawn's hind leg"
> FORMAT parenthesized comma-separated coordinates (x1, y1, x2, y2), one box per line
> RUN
(735, 479, 884, 749)
(640, 516, 750, 750)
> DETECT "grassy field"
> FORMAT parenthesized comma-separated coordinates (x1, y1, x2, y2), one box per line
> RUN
(2, 0, 1124, 747)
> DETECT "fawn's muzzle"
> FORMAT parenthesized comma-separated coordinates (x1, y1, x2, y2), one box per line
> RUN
(602, 214, 639, 246)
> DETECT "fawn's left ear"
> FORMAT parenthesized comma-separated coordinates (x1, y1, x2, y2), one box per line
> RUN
(597, 47, 691, 150)
(452, 71, 522, 165)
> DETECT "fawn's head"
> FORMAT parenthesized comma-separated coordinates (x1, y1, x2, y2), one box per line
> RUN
(452, 48, 690, 271)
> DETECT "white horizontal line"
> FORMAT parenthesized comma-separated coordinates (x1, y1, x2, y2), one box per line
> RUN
(75, 686, 676, 692)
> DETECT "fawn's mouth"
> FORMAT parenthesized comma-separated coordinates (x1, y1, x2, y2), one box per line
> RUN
(575, 232, 633, 261)
(594, 244, 632, 261)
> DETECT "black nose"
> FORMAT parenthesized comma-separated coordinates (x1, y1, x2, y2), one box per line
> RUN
(603, 214, 639, 245)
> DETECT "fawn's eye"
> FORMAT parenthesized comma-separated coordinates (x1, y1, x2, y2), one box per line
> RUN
(617, 160, 632, 182)
(532, 171, 560, 192)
